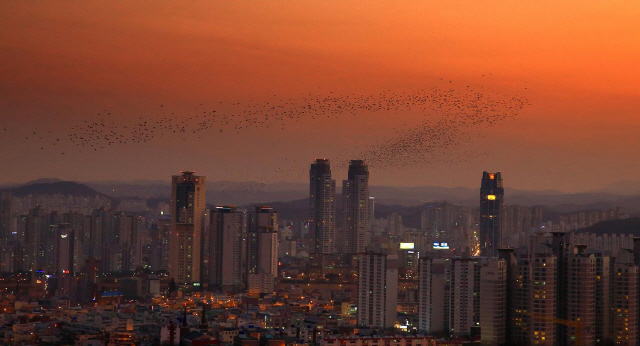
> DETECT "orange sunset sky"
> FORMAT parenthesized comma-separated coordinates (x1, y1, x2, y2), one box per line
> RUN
(1, 1, 639, 192)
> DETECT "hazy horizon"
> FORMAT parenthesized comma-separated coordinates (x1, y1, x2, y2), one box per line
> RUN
(4, 175, 640, 196)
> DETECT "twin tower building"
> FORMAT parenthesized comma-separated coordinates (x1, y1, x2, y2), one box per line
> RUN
(310, 159, 370, 255)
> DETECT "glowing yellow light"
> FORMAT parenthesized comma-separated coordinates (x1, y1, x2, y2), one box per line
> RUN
(487, 195, 496, 200)
(489, 174, 495, 180)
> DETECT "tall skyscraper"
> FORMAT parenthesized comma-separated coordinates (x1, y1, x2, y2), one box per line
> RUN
(169, 171, 206, 284)
(479, 171, 504, 257)
(205, 206, 244, 292)
(357, 252, 398, 329)
(342, 160, 370, 254)
(247, 206, 278, 293)
(309, 159, 335, 254)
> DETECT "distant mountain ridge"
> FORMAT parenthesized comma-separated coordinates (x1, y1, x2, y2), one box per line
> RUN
(575, 217, 640, 236)
(4, 178, 640, 215)
(592, 181, 640, 196)
(22, 178, 64, 185)
(10, 181, 109, 198)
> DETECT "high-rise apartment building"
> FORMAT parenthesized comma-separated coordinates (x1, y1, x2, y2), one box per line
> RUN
(309, 159, 335, 254)
(418, 256, 483, 338)
(553, 232, 571, 346)
(594, 254, 613, 345)
(342, 160, 369, 254)
(206, 206, 244, 292)
(8, 206, 147, 275)
(417, 233, 629, 346)
(612, 260, 638, 346)
(479, 171, 504, 257)
(501, 205, 543, 247)
(448, 232, 640, 346)
(52, 223, 76, 274)
(23, 207, 56, 271)
(418, 257, 446, 334)
(449, 257, 481, 337)
(85, 209, 104, 263)
(169, 171, 206, 284)
(387, 213, 403, 237)
(529, 253, 557, 346)
(155, 218, 171, 272)
(0, 190, 12, 239)
(368, 197, 375, 223)
(247, 206, 278, 293)
(117, 213, 144, 272)
(421, 202, 455, 239)
(357, 252, 398, 329)
(566, 247, 596, 346)
(480, 258, 507, 346)
(0, 238, 22, 273)
(511, 259, 531, 345)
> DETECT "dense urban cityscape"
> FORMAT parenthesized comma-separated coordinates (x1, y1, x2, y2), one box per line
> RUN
(0, 160, 637, 346)
(3, 1, 639, 346)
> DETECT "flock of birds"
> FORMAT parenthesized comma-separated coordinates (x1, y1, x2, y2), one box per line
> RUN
(350, 87, 530, 168)
(17, 83, 530, 184)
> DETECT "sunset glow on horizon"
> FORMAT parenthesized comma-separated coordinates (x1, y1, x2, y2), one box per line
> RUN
(1, 1, 639, 191)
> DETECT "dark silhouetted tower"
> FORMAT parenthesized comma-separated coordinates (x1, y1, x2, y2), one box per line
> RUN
(342, 160, 369, 254)
(169, 171, 206, 284)
(0, 190, 11, 239)
(309, 159, 335, 254)
(246, 206, 278, 293)
(479, 171, 504, 257)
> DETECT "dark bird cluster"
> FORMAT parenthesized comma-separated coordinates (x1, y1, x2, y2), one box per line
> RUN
(347, 88, 531, 168)
(21, 84, 529, 167)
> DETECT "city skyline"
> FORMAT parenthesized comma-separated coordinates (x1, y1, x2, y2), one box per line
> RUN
(1, 2, 640, 345)
(2, 151, 640, 346)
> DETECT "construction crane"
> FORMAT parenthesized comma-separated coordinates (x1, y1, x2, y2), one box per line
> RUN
(527, 312, 583, 346)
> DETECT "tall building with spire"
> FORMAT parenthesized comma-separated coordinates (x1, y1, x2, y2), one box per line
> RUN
(479, 171, 504, 257)
(342, 160, 370, 254)
(309, 159, 336, 254)
(169, 171, 206, 284)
